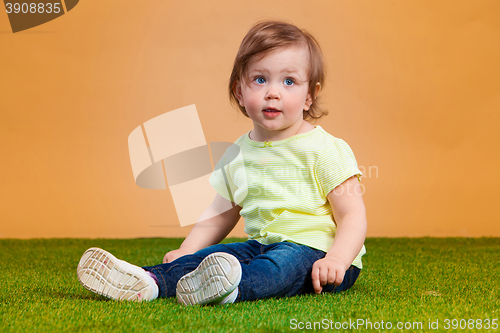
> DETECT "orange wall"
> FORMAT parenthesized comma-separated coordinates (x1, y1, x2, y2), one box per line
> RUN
(1, 0, 499, 238)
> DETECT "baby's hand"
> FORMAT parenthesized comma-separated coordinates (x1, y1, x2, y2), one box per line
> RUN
(163, 248, 194, 263)
(311, 256, 347, 294)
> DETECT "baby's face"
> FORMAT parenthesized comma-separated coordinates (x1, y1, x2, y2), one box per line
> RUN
(234, 46, 313, 138)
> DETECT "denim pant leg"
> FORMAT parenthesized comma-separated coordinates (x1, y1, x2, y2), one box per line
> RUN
(142, 241, 260, 298)
(236, 241, 326, 302)
(236, 242, 361, 302)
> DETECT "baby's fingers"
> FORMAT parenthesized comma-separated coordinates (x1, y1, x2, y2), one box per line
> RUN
(311, 266, 323, 294)
(327, 268, 337, 285)
(334, 269, 345, 286)
(319, 266, 330, 287)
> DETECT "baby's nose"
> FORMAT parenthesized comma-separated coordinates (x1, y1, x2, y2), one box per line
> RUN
(265, 85, 280, 100)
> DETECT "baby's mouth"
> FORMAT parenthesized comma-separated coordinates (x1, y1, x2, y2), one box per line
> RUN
(263, 108, 281, 113)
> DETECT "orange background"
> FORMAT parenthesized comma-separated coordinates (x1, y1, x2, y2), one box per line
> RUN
(1, 0, 499, 238)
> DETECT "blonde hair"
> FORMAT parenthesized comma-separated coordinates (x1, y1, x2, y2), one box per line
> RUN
(229, 20, 327, 120)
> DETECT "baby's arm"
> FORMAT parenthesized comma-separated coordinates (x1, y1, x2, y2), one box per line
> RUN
(311, 175, 367, 293)
(163, 193, 242, 263)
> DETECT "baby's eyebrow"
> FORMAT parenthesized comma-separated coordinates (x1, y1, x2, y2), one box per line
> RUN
(280, 70, 308, 82)
(281, 68, 301, 74)
(248, 68, 269, 75)
(248, 68, 305, 79)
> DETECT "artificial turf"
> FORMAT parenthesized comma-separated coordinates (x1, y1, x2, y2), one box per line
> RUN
(0, 238, 498, 332)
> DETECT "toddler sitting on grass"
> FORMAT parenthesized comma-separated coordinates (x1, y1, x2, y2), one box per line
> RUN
(77, 20, 367, 305)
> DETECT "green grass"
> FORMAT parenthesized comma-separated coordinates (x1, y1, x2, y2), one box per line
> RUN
(0, 238, 499, 332)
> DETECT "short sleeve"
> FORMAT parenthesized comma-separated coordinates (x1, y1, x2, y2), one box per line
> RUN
(314, 138, 363, 199)
(208, 143, 247, 205)
(209, 163, 237, 203)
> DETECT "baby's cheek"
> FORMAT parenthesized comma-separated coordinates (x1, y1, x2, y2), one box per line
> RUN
(245, 100, 262, 114)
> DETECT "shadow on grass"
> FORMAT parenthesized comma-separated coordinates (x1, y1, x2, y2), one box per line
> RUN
(42, 288, 109, 302)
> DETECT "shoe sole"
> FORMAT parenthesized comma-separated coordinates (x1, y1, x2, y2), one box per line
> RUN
(176, 252, 241, 306)
(77, 247, 153, 301)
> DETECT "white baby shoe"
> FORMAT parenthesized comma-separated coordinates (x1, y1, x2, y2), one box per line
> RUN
(176, 252, 241, 305)
(77, 247, 159, 301)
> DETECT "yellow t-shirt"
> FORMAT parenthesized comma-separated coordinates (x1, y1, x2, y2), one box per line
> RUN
(209, 125, 366, 268)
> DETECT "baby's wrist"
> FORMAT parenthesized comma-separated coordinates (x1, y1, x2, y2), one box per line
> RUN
(324, 255, 348, 270)
(178, 244, 197, 254)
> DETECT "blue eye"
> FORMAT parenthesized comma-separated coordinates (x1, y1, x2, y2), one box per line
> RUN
(254, 77, 266, 84)
(284, 78, 295, 86)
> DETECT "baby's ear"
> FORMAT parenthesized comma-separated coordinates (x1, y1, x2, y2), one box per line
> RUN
(314, 82, 321, 99)
(304, 82, 321, 111)
(304, 95, 313, 111)
(233, 81, 245, 107)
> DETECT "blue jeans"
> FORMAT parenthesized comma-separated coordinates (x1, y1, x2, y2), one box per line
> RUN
(143, 240, 360, 302)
